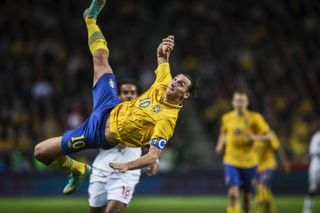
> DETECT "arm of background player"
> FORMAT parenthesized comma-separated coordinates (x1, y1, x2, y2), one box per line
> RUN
(109, 146, 161, 172)
(276, 146, 291, 174)
(157, 35, 174, 65)
(215, 132, 226, 155)
(246, 131, 272, 141)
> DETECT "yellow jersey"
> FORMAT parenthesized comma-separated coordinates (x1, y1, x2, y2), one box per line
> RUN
(109, 63, 181, 147)
(254, 131, 280, 172)
(221, 110, 270, 168)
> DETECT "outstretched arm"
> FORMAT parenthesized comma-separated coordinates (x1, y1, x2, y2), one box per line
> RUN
(109, 145, 161, 172)
(277, 146, 291, 174)
(157, 35, 175, 65)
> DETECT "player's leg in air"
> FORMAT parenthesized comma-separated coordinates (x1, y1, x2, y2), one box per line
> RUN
(34, 0, 116, 195)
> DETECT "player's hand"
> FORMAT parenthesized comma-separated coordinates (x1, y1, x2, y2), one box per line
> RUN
(161, 35, 175, 53)
(115, 143, 127, 151)
(157, 35, 175, 60)
(215, 144, 224, 155)
(283, 161, 291, 174)
(246, 132, 257, 141)
(147, 160, 159, 176)
(109, 162, 128, 173)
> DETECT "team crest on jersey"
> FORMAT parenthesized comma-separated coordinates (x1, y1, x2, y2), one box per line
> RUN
(109, 79, 115, 88)
(139, 98, 151, 108)
(152, 105, 162, 113)
(233, 128, 242, 136)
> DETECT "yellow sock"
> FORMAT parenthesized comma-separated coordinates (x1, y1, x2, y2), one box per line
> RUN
(254, 185, 266, 213)
(227, 207, 236, 213)
(227, 205, 240, 213)
(254, 184, 276, 213)
(85, 17, 109, 56)
(49, 156, 86, 175)
(265, 189, 276, 213)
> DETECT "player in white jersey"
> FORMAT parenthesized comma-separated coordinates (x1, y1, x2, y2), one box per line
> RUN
(88, 81, 159, 213)
(303, 130, 320, 213)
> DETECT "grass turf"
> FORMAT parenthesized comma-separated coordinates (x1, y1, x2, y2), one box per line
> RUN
(0, 196, 318, 213)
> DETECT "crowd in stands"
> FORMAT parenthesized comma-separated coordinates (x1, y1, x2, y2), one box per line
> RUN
(0, 0, 319, 173)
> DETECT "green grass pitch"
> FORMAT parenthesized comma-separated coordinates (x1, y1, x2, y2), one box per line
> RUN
(0, 196, 318, 213)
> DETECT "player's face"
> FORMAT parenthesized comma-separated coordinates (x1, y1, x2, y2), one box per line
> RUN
(119, 84, 138, 101)
(232, 93, 248, 114)
(166, 74, 191, 100)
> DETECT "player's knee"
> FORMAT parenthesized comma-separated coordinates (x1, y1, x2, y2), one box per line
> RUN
(94, 50, 109, 66)
(34, 143, 48, 163)
(105, 203, 125, 213)
(309, 191, 316, 197)
(229, 193, 237, 201)
(228, 190, 239, 202)
(105, 206, 122, 213)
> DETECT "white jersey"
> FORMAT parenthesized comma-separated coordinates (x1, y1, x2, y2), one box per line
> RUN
(308, 131, 320, 192)
(88, 147, 142, 207)
(309, 131, 320, 158)
(92, 147, 142, 175)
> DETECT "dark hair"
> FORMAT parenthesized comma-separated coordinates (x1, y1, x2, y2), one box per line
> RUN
(232, 88, 251, 102)
(118, 79, 141, 95)
(233, 88, 249, 96)
(181, 73, 199, 97)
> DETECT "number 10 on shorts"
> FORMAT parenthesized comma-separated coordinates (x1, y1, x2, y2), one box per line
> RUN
(69, 135, 86, 149)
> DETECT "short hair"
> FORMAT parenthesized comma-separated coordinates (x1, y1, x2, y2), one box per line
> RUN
(181, 73, 198, 97)
(117, 80, 141, 95)
(232, 88, 250, 102)
(233, 88, 249, 96)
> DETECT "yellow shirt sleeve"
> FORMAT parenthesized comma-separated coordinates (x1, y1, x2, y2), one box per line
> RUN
(153, 63, 172, 87)
(151, 118, 176, 141)
(252, 113, 270, 134)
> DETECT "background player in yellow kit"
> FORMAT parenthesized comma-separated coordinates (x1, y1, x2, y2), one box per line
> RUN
(254, 131, 291, 213)
(34, 0, 195, 195)
(216, 90, 272, 213)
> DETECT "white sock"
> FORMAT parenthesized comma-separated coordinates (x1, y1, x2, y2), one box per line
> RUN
(303, 196, 314, 211)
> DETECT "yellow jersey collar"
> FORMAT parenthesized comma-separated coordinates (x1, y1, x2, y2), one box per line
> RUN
(160, 97, 183, 110)
(233, 110, 248, 117)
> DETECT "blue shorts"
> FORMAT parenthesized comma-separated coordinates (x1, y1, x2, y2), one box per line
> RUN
(256, 169, 274, 187)
(224, 164, 257, 192)
(61, 74, 121, 155)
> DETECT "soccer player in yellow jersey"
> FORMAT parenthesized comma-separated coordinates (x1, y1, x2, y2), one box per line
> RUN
(254, 131, 291, 213)
(34, 0, 195, 195)
(216, 90, 272, 213)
